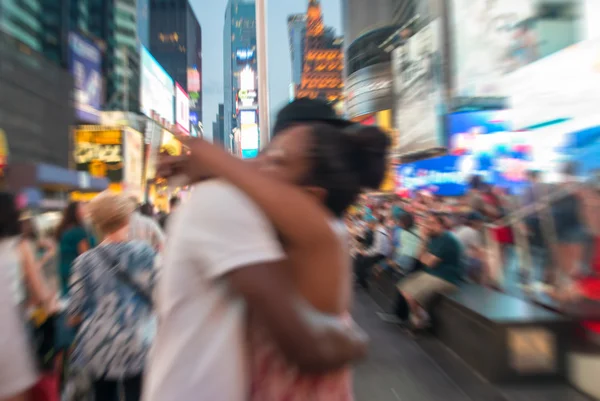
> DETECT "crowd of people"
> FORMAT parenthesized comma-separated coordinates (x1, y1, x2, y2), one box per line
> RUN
(346, 166, 600, 330)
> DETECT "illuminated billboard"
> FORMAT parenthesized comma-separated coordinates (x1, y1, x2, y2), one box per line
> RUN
(140, 45, 174, 124)
(74, 128, 123, 183)
(240, 66, 255, 90)
(236, 48, 255, 64)
(240, 110, 258, 158)
(237, 89, 258, 110)
(175, 82, 190, 135)
(69, 33, 103, 123)
(241, 124, 259, 159)
(240, 110, 256, 125)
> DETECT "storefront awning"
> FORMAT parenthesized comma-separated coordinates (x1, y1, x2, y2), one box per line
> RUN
(6, 162, 109, 193)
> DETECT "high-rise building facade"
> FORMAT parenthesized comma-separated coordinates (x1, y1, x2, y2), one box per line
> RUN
(212, 103, 225, 145)
(87, 0, 146, 112)
(0, 0, 43, 52)
(149, 0, 203, 129)
(223, 0, 256, 153)
(287, 14, 306, 88)
(39, 0, 70, 67)
(296, 0, 343, 103)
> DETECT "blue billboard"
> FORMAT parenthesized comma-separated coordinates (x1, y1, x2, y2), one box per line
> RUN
(189, 111, 198, 127)
(69, 33, 103, 123)
(397, 110, 532, 196)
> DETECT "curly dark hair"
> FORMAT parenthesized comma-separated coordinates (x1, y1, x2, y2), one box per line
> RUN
(302, 124, 391, 217)
(0, 192, 21, 239)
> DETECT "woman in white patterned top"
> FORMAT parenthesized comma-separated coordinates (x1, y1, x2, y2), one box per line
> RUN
(68, 192, 157, 401)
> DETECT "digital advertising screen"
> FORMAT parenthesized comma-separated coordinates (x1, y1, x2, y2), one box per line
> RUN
(69, 33, 103, 124)
(240, 110, 256, 125)
(236, 48, 255, 65)
(140, 46, 174, 124)
(450, 0, 535, 97)
(237, 89, 258, 110)
(396, 110, 532, 196)
(239, 66, 255, 91)
(241, 123, 259, 159)
(392, 19, 445, 158)
(175, 83, 190, 135)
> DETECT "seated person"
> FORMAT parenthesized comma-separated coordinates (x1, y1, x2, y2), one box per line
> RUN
(356, 216, 391, 289)
(396, 213, 464, 329)
(453, 212, 486, 284)
(392, 212, 422, 274)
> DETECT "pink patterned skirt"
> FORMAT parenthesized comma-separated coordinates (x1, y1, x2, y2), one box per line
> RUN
(249, 316, 353, 401)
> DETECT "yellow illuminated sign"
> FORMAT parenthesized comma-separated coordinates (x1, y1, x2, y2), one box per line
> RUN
(74, 129, 123, 165)
(160, 130, 182, 156)
(0, 129, 8, 175)
(73, 128, 124, 181)
(300, 76, 343, 90)
(305, 50, 342, 62)
(75, 128, 122, 145)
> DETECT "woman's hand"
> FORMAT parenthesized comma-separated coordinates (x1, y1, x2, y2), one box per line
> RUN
(42, 295, 60, 315)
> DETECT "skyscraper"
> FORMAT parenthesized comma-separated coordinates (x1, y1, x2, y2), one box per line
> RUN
(223, 0, 256, 153)
(287, 14, 306, 89)
(39, 0, 70, 66)
(212, 103, 225, 145)
(296, 0, 343, 103)
(0, 0, 42, 52)
(87, 0, 147, 112)
(149, 0, 203, 128)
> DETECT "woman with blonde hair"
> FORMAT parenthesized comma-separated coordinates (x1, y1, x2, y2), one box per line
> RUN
(67, 192, 157, 401)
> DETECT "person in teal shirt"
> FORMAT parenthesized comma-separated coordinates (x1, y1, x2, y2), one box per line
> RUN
(391, 200, 405, 220)
(397, 213, 463, 329)
(55, 202, 91, 296)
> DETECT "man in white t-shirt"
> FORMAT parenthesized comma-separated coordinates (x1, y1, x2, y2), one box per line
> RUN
(143, 100, 366, 401)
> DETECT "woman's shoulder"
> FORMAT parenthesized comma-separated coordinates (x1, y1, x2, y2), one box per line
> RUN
(123, 241, 156, 267)
(62, 226, 87, 240)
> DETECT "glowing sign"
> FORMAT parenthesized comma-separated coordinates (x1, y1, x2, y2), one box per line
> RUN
(240, 66, 255, 91)
(240, 110, 256, 125)
(299, 76, 343, 89)
(241, 124, 259, 155)
(238, 89, 257, 109)
(175, 83, 190, 135)
(236, 48, 255, 64)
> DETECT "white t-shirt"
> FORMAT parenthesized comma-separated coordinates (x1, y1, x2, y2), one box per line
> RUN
(142, 180, 285, 401)
(129, 212, 165, 251)
(0, 238, 38, 398)
(454, 226, 483, 251)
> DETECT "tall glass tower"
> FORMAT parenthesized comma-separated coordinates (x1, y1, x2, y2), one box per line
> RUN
(223, 0, 256, 153)
(149, 0, 203, 126)
(0, 0, 43, 51)
(287, 14, 306, 89)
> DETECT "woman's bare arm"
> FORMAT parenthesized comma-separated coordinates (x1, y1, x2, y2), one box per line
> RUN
(19, 240, 55, 312)
(37, 238, 56, 267)
(184, 138, 337, 250)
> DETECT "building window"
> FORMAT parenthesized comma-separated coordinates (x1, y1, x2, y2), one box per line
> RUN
(158, 32, 179, 42)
